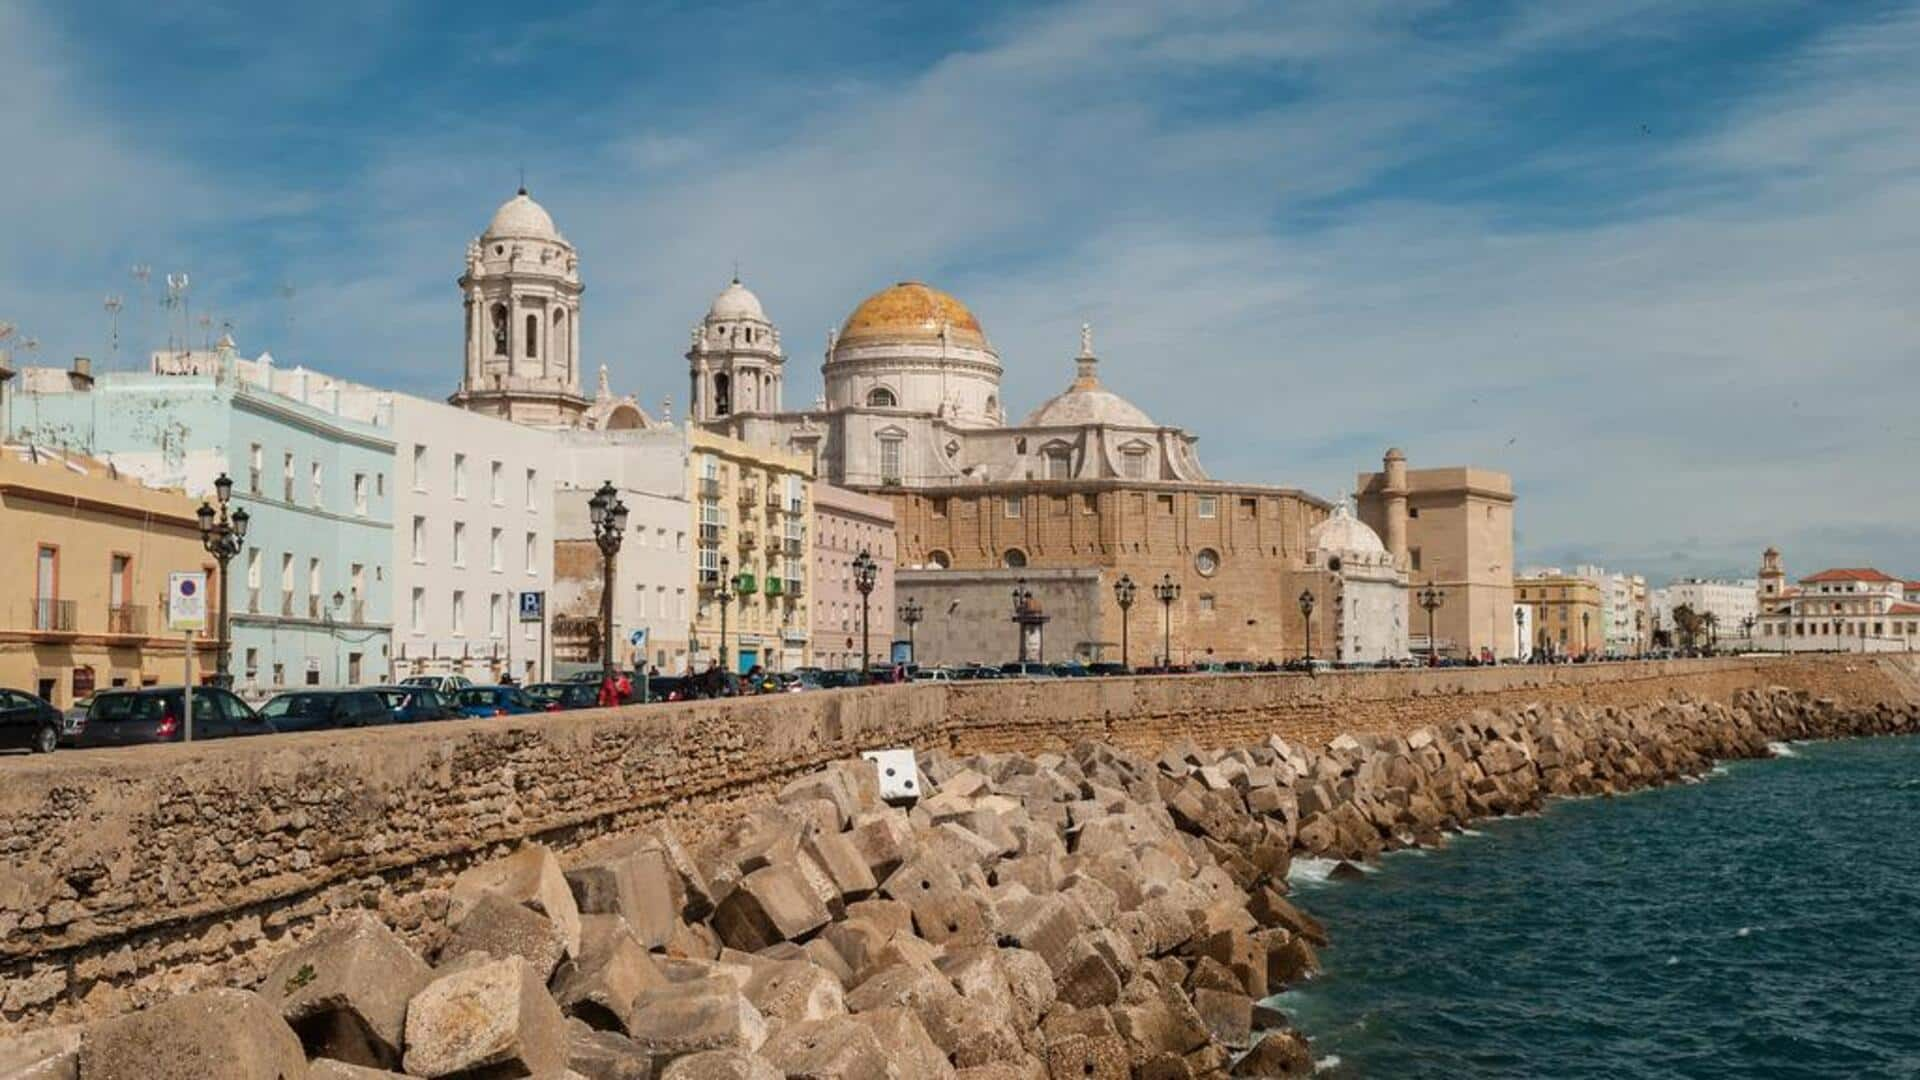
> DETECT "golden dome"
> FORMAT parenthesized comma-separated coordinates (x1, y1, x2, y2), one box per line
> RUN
(837, 281, 987, 350)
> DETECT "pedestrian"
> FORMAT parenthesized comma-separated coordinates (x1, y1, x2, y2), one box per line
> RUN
(597, 672, 619, 708)
(615, 670, 633, 703)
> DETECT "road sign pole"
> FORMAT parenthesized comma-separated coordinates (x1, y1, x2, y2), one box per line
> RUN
(183, 630, 195, 743)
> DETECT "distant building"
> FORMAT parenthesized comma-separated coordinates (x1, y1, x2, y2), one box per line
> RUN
(1301, 503, 1407, 663)
(1357, 450, 1516, 660)
(1753, 549, 1920, 652)
(1, 444, 219, 706)
(1653, 577, 1759, 648)
(811, 484, 896, 670)
(1515, 570, 1604, 657)
(1572, 565, 1651, 655)
(7, 348, 395, 691)
(689, 428, 813, 672)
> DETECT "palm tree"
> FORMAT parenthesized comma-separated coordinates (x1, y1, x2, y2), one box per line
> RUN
(1672, 604, 1703, 651)
(1702, 611, 1720, 652)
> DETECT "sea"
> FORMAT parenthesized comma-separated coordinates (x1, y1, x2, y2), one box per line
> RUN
(1273, 735, 1920, 1079)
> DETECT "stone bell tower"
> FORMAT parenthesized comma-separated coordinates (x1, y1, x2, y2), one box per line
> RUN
(687, 277, 783, 424)
(449, 188, 589, 428)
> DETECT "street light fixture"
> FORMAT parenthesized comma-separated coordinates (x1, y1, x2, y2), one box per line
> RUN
(1416, 581, 1446, 667)
(1010, 579, 1036, 663)
(196, 472, 250, 688)
(1581, 610, 1591, 659)
(1515, 605, 1526, 662)
(853, 549, 877, 676)
(1152, 573, 1180, 667)
(588, 480, 629, 686)
(1113, 574, 1137, 670)
(898, 595, 924, 666)
(1297, 588, 1316, 663)
(714, 555, 735, 672)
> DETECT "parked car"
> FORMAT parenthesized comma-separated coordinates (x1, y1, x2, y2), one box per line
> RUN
(453, 685, 545, 717)
(643, 676, 696, 702)
(1049, 662, 1092, 678)
(911, 668, 955, 682)
(258, 690, 395, 732)
(999, 662, 1059, 679)
(1087, 662, 1130, 677)
(71, 686, 273, 746)
(525, 682, 599, 711)
(371, 686, 459, 723)
(399, 674, 474, 694)
(0, 689, 64, 754)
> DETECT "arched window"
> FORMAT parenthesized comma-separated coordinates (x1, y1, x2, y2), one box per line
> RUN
(525, 314, 539, 358)
(1003, 549, 1028, 569)
(713, 373, 732, 417)
(927, 550, 952, 569)
(491, 304, 509, 356)
(867, 387, 897, 408)
(551, 309, 567, 368)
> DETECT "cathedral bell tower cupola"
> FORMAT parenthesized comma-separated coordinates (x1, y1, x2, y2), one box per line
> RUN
(450, 188, 590, 428)
(687, 277, 783, 424)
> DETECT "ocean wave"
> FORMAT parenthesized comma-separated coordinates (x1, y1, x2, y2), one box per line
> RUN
(1314, 1055, 1342, 1073)
(1289, 857, 1342, 885)
(1768, 741, 1799, 758)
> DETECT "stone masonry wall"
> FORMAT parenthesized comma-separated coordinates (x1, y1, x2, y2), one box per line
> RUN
(1, 655, 1914, 1032)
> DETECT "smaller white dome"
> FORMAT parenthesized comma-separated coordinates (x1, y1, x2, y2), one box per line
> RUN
(707, 279, 767, 322)
(1309, 502, 1388, 558)
(485, 189, 563, 242)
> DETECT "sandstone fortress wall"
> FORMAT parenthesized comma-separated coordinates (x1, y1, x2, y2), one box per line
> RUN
(2, 655, 1915, 1032)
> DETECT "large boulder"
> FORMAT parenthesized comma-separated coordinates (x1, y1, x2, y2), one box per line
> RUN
(449, 843, 583, 958)
(402, 955, 567, 1078)
(659, 1050, 782, 1080)
(258, 911, 433, 1069)
(758, 1017, 893, 1080)
(552, 915, 668, 1033)
(0, 1023, 81, 1080)
(566, 1018, 654, 1080)
(568, 841, 688, 950)
(79, 989, 306, 1080)
(624, 985, 769, 1064)
(440, 891, 572, 982)
(711, 865, 832, 952)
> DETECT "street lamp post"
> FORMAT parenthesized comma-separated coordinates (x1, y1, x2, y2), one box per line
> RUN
(1297, 589, 1316, 663)
(1581, 611, 1591, 659)
(898, 595, 923, 666)
(1515, 605, 1526, 662)
(715, 555, 734, 672)
(1416, 581, 1446, 667)
(1152, 573, 1180, 667)
(196, 472, 250, 689)
(588, 481, 629, 686)
(1742, 613, 1756, 652)
(1113, 574, 1136, 670)
(852, 549, 877, 675)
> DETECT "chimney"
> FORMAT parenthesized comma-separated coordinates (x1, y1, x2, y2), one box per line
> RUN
(69, 357, 95, 391)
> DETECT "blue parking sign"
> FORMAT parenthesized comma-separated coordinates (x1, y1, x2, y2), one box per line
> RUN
(518, 591, 545, 622)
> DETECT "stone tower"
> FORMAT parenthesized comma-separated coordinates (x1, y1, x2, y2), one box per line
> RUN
(687, 278, 783, 422)
(1381, 447, 1410, 568)
(449, 189, 589, 428)
(1758, 546, 1787, 614)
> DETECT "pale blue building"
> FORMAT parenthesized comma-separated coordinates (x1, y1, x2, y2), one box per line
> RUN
(7, 349, 395, 692)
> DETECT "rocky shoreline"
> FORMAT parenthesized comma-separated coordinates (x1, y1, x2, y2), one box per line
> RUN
(2, 685, 1915, 1079)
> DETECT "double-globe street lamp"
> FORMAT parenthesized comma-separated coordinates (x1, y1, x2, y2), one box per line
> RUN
(1113, 574, 1137, 670)
(1416, 581, 1446, 667)
(898, 594, 924, 666)
(714, 555, 735, 672)
(1515, 605, 1527, 662)
(196, 472, 250, 688)
(852, 549, 877, 675)
(1152, 573, 1180, 667)
(1297, 588, 1316, 663)
(588, 481, 629, 685)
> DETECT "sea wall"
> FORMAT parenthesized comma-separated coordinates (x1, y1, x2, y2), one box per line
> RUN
(0, 654, 1914, 1033)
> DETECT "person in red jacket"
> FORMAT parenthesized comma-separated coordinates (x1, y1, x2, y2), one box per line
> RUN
(615, 671, 633, 703)
(597, 673, 619, 708)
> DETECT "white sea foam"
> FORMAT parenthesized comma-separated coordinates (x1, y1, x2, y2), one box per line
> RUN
(1768, 741, 1799, 758)
(1288, 857, 1341, 885)
(1314, 1055, 1342, 1073)
(1665, 955, 1679, 966)
(1735, 926, 1752, 938)
(1457, 827, 1486, 837)
(1710, 764, 1731, 776)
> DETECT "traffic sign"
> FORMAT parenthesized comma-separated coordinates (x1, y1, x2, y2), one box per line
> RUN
(628, 627, 649, 648)
(167, 572, 207, 632)
(518, 591, 545, 622)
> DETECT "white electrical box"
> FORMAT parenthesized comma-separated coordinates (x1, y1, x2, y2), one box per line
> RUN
(861, 748, 922, 806)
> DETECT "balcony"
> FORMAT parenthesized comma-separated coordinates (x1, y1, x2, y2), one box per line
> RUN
(31, 599, 77, 633)
(737, 485, 758, 508)
(735, 572, 758, 596)
(739, 530, 758, 550)
(699, 477, 721, 499)
(783, 537, 803, 556)
(787, 498, 805, 515)
(765, 576, 784, 597)
(699, 523, 725, 545)
(106, 604, 150, 635)
(765, 491, 783, 513)
(785, 578, 806, 600)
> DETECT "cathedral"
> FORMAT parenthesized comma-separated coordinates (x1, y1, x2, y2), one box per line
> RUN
(440, 188, 1515, 667)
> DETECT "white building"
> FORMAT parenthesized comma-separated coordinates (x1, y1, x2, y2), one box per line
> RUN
(549, 426, 693, 674)
(1754, 549, 1920, 653)
(1653, 577, 1759, 648)
(1304, 503, 1408, 664)
(1573, 564, 1650, 655)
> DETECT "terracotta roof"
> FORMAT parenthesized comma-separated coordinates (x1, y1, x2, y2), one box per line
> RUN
(1799, 568, 1898, 584)
(1889, 602, 1920, 616)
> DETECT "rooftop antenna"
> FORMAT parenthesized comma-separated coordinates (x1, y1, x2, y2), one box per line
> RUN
(732, 258, 741, 284)
(164, 272, 190, 353)
(518, 163, 526, 195)
(104, 295, 123, 367)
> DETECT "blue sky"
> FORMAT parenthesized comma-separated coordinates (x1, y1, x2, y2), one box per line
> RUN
(6, 0, 1918, 585)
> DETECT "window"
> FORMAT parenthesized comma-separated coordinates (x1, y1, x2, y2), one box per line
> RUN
(108, 552, 131, 615)
(490, 594, 503, 637)
(453, 453, 467, 499)
(1123, 448, 1148, 479)
(1408, 506, 1421, 519)
(1005, 495, 1024, 518)
(1003, 549, 1028, 569)
(453, 522, 467, 567)
(490, 527, 503, 572)
(1157, 494, 1174, 515)
(244, 647, 258, 677)
(525, 468, 537, 510)
(490, 461, 503, 505)
(1410, 547, 1422, 572)
(412, 516, 426, 563)
(1197, 496, 1218, 519)
(452, 590, 466, 635)
(1199, 594, 1216, 612)
(867, 387, 897, 407)
(353, 473, 368, 515)
(245, 549, 261, 614)
(1195, 549, 1219, 576)
(281, 553, 294, 615)
(376, 473, 385, 497)
(879, 438, 902, 485)
(311, 462, 323, 507)
(413, 445, 428, 491)
(410, 588, 425, 633)
(34, 546, 58, 629)
(283, 452, 295, 502)
(308, 558, 322, 619)
(931, 497, 949, 518)
(525, 532, 537, 574)
(1045, 448, 1071, 480)
(248, 443, 263, 494)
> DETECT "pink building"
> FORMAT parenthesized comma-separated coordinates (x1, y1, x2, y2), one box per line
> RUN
(810, 484, 896, 669)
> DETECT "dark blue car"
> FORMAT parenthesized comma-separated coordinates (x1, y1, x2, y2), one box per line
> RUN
(257, 690, 392, 732)
(373, 685, 459, 723)
(453, 686, 545, 718)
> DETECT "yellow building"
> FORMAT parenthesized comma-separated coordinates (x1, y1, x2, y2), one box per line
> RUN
(688, 429, 813, 672)
(1, 445, 218, 706)
(1516, 571, 1604, 658)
